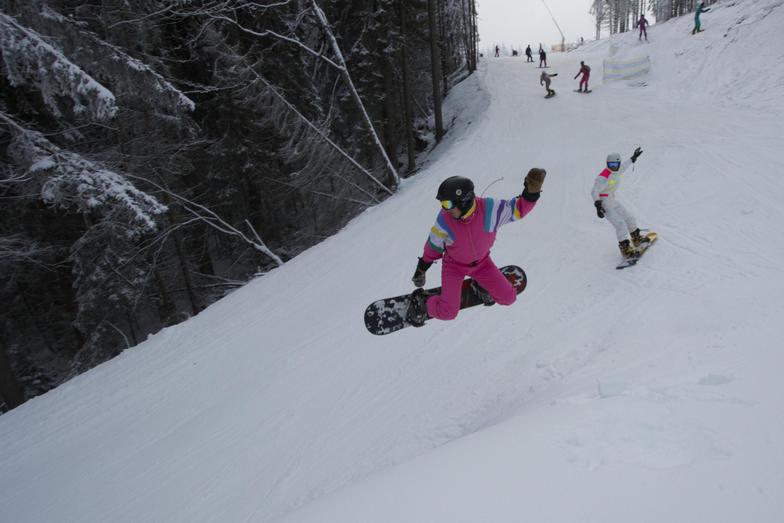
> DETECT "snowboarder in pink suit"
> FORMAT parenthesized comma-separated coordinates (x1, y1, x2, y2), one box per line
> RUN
(574, 61, 591, 92)
(408, 170, 546, 325)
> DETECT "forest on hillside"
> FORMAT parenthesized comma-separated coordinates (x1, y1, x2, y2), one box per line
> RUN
(0, 0, 478, 410)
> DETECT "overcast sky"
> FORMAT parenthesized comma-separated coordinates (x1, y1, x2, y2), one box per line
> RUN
(477, 0, 598, 51)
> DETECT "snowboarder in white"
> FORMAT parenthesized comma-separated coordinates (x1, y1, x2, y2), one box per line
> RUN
(592, 147, 649, 258)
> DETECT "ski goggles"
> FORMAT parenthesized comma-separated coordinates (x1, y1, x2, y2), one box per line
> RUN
(607, 161, 621, 169)
(440, 199, 457, 210)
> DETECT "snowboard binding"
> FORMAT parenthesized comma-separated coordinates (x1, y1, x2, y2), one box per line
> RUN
(470, 280, 495, 306)
(405, 288, 429, 327)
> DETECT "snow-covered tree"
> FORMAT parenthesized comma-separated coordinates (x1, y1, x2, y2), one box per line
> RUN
(0, 0, 478, 409)
(0, 12, 117, 121)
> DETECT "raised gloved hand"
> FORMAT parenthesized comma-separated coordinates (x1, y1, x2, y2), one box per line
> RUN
(522, 168, 547, 201)
(631, 146, 643, 163)
(594, 200, 605, 219)
(411, 257, 432, 288)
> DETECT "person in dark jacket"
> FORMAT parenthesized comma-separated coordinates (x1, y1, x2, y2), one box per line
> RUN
(637, 14, 649, 41)
(538, 46, 547, 68)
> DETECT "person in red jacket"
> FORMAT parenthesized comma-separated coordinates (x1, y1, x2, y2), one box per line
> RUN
(407, 169, 546, 326)
(574, 61, 591, 92)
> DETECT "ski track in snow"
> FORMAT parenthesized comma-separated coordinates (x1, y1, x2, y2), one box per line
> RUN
(2, 2, 784, 522)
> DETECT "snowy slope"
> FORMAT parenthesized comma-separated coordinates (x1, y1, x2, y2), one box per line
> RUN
(2, 1, 784, 522)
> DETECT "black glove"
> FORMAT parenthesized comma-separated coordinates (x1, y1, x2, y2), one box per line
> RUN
(594, 200, 605, 219)
(411, 257, 432, 288)
(631, 146, 643, 163)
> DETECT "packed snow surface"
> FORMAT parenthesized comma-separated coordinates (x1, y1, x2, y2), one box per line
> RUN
(2, 1, 784, 521)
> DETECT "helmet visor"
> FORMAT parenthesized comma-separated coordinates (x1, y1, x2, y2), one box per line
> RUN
(607, 161, 621, 169)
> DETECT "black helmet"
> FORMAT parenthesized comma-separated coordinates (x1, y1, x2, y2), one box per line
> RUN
(436, 176, 475, 214)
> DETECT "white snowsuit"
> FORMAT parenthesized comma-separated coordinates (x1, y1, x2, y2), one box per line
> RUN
(591, 159, 638, 241)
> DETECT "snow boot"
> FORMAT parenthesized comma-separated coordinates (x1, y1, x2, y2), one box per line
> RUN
(630, 228, 650, 247)
(619, 239, 638, 259)
(406, 288, 429, 327)
(470, 280, 495, 306)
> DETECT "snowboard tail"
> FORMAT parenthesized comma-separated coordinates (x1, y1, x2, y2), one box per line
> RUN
(364, 265, 527, 335)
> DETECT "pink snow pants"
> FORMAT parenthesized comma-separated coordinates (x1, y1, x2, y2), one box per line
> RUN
(426, 256, 517, 321)
(579, 74, 590, 91)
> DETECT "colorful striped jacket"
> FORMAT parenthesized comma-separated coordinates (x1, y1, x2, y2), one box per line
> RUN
(591, 158, 632, 201)
(421, 196, 537, 266)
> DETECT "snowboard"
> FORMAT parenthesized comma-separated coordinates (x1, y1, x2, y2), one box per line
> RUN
(616, 231, 658, 270)
(574, 89, 592, 93)
(364, 265, 527, 336)
(545, 92, 556, 98)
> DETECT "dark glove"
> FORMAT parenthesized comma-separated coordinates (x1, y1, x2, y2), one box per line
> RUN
(631, 146, 643, 163)
(411, 257, 432, 288)
(522, 168, 546, 202)
(594, 200, 605, 219)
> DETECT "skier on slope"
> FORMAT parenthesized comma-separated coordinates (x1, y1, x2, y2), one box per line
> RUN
(407, 170, 547, 326)
(574, 61, 591, 92)
(539, 46, 548, 68)
(591, 147, 650, 259)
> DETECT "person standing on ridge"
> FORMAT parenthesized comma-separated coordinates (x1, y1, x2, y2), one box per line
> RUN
(591, 147, 650, 259)
(693, 2, 711, 34)
(574, 61, 591, 92)
(637, 14, 649, 41)
(495, 45, 500, 57)
(407, 170, 547, 326)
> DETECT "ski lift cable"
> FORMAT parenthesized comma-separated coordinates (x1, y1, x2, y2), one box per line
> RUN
(539, 0, 566, 45)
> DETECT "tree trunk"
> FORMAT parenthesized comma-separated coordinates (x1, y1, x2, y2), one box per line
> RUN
(470, 0, 478, 70)
(427, 0, 444, 142)
(399, 0, 416, 173)
(0, 337, 25, 410)
(172, 229, 200, 316)
(382, 56, 398, 166)
(310, 0, 400, 190)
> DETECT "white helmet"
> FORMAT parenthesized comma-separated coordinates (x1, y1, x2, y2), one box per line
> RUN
(606, 152, 621, 164)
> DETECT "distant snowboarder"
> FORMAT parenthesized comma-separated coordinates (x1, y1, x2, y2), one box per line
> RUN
(637, 14, 649, 41)
(591, 147, 650, 259)
(407, 170, 546, 326)
(574, 61, 591, 92)
(692, 2, 711, 34)
(495, 45, 500, 57)
(525, 45, 534, 62)
(539, 46, 547, 68)
(540, 71, 558, 97)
